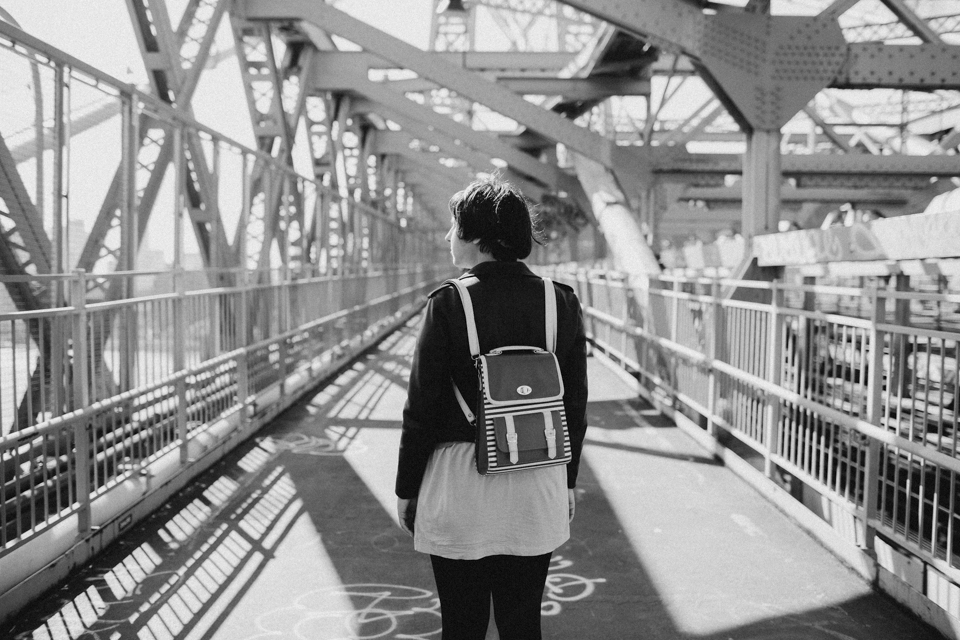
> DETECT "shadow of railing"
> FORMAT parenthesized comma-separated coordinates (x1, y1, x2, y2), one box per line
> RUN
(4, 319, 942, 640)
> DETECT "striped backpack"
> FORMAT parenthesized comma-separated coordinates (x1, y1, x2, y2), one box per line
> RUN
(448, 275, 572, 475)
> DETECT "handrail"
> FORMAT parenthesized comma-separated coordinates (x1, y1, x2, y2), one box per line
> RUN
(546, 264, 960, 591)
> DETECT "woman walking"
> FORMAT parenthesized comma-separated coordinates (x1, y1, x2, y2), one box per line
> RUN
(395, 177, 588, 640)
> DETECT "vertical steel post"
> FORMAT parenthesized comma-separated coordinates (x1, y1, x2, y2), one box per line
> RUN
(706, 280, 721, 437)
(175, 267, 188, 463)
(861, 285, 885, 550)
(70, 270, 91, 534)
(237, 153, 251, 424)
(173, 127, 185, 271)
(891, 274, 911, 396)
(211, 141, 222, 356)
(278, 174, 290, 397)
(764, 282, 784, 478)
(51, 63, 67, 417)
(300, 178, 309, 277)
(670, 278, 681, 343)
(120, 94, 137, 393)
(172, 126, 188, 462)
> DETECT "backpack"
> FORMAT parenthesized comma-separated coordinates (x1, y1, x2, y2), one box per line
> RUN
(447, 275, 572, 475)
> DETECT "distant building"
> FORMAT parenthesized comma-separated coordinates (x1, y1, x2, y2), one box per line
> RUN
(66, 219, 87, 271)
(135, 249, 169, 295)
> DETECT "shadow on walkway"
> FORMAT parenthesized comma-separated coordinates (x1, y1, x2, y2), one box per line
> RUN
(5, 319, 943, 640)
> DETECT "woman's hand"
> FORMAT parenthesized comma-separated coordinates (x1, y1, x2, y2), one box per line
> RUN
(568, 489, 576, 522)
(398, 498, 416, 536)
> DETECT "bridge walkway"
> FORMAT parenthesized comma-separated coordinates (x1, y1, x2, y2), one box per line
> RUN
(6, 318, 939, 640)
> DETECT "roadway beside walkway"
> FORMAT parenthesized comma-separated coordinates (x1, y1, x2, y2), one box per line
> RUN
(6, 317, 941, 640)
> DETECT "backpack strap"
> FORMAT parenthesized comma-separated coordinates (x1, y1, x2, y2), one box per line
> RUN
(543, 277, 557, 353)
(447, 277, 480, 357)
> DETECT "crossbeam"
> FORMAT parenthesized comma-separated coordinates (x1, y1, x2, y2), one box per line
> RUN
(243, 0, 653, 189)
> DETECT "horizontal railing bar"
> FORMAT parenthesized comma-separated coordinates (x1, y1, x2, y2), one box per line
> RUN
(779, 306, 875, 329)
(876, 322, 960, 341)
(0, 275, 438, 453)
(582, 305, 960, 476)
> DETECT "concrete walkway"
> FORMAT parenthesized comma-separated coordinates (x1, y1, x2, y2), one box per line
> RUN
(7, 318, 941, 639)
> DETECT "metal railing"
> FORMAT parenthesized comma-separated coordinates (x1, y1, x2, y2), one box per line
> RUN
(0, 265, 447, 558)
(545, 266, 960, 587)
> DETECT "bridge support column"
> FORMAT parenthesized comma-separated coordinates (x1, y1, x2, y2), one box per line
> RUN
(571, 154, 660, 276)
(742, 129, 782, 238)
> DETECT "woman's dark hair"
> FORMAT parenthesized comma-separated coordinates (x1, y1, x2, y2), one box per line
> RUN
(449, 177, 543, 261)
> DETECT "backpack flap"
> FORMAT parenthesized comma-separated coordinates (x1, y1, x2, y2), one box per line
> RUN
(493, 410, 564, 463)
(477, 350, 564, 405)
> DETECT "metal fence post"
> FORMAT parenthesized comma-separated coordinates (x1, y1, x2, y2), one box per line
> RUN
(763, 282, 784, 478)
(70, 270, 91, 534)
(278, 176, 290, 397)
(706, 281, 721, 437)
(120, 93, 138, 393)
(861, 285, 885, 550)
(51, 62, 68, 417)
(174, 268, 188, 464)
(237, 267, 250, 426)
(670, 278, 681, 343)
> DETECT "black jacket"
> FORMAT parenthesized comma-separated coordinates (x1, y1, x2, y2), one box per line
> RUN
(395, 260, 588, 499)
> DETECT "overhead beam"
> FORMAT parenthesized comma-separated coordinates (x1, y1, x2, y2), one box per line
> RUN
(559, 1, 960, 95)
(350, 99, 498, 172)
(306, 53, 565, 188)
(354, 104, 550, 200)
(384, 75, 651, 99)
(377, 139, 475, 185)
(556, 0, 704, 57)
(836, 43, 960, 89)
(656, 152, 960, 178)
(319, 50, 578, 74)
(682, 186, 914, 205)
(244, 0, 653, 188)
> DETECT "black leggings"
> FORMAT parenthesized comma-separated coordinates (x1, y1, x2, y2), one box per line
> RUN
(430, 553, 552, 640)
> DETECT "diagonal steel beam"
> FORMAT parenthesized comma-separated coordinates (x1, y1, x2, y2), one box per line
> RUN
(366, 119, 547, 199)
(878, 0, 944, 43)
(118, 0, 230, 264)
(803, 105, 855, 153)
(244, 0, 653, 188)
(350, 98, 501, 175)
(0, 134, 52, 282)
(307, 52, 564, 188)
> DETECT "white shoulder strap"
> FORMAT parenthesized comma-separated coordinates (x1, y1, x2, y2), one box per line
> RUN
(543, 277, 558, 353)
(448, 277, 480, 356)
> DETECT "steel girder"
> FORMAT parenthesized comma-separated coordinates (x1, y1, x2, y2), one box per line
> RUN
(658, 153, 960, 180)
(100, 0, 231, 276)
(370, 124, 547, 201)
(65, 0, 233, 413)
(0, 135, 52, 304)
(243, 0, 653, 190)
(802, 106, 855, 154)
(877, 0, 944, 43)
(682, 186, 916, 206)
(0, 130, 60, 430)
(230, 18, 314, 276)
(842, 14, 960, 43)
(350, 101, 501, 175)
(837, 44, 960, 90)
(558, 0, 960, 93)
(384, 75, 650, 100)
(376, 132, 484, 183)
(306, 53, 565, 188)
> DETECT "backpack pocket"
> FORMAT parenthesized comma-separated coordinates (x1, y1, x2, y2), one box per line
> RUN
(493, 409, 565, 464)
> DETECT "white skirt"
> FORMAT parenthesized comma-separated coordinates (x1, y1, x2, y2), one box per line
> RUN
(414, 441, 570, 560)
